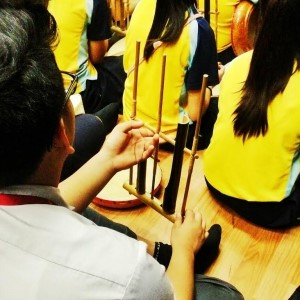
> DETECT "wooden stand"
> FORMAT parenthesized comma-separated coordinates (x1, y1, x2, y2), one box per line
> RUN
(123, 182, 176, 222)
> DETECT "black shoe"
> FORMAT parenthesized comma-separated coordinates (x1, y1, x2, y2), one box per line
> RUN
(93, 102, 119, 134)
(194, 224, 222, 274)
(155, 224, 221, 273)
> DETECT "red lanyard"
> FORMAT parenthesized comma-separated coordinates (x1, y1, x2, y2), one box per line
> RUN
(0, 194, 52, 205)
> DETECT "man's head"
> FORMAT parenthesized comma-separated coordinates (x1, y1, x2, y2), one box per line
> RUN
(0, 1, 70, 186)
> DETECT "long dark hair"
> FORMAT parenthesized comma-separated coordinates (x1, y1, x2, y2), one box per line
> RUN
(233, 0, 300, 140)
(144, 0, 197, 60)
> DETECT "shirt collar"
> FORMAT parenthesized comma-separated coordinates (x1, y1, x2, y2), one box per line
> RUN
(0, 185, 71, 208)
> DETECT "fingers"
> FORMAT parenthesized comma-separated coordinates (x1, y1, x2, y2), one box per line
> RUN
(141, 144, 155, 161)
(174, 212, 183, 226)
(128, 120, 145, 130)
(117, 120, 158, 139)
(171, 209, 208, 254)
(184, 209, 197, 220)
(184, 209, 203, 223)
(115, 120, 144, 134)
(183, 209, 206, 233)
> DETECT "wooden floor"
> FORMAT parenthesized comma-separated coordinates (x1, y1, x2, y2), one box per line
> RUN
(91, 148, 300, 300)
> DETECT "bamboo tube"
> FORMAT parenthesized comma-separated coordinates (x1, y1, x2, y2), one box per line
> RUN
(181, 74, 208, 216)
(129, 41, 141, 185)
(162, 115, 189, 214)
(151, 54, 167, 198)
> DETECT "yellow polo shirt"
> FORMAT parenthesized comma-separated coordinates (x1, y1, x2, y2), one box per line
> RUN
(204, 51, 300, 201)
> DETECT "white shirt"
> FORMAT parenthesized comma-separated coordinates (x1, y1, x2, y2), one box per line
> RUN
(0, 186, 174, 299)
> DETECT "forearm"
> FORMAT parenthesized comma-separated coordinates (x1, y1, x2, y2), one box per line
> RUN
(89, 39, 109, 65)
(186, 88, 212, 122)
(166, 249, 195, 300)
(59, 120, 158, 213)
(59, 153, 116, 212)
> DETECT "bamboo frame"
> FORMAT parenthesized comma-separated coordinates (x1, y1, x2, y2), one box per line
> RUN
(123, 46, 208, 222)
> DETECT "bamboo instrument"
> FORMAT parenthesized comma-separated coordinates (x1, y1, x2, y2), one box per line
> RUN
(129, 41, 141, 185)
(123, 182, 176, 222)
(215, 0, 219, 45)
(151, 54, 166, 198)
(142, 122, 197, 157)
(136, 160, 147, 194)
(181, 74, 208, 216)
(162, 115, 189, 214)
(134, 40, 147, 195)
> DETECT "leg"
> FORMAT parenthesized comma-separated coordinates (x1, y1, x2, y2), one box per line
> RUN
(82, 206, 221, 271)
(82, 207, 156, 255)
(206, 177, 300, 229)
(82, 207, 137, 239)
(154, 224, 222, 273)
(194, 274, 244, 299)
(81, 56, 126, 114)
(95, 55, 127, 114)
(217, 46, 236, 65)
(61, 114, 106, 180)
(186, 97, 219, 150)
(61, 104, 119, 180)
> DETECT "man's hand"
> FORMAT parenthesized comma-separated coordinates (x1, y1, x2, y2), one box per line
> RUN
(166, 209, 209, 300)
(171, 209, 208, 256)
(101, 120, 159, 172)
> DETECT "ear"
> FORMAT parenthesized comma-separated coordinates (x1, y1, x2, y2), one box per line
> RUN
(52, 118, 75, 155)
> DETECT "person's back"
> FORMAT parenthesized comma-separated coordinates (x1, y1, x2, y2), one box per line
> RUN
(203, 0, 300, 229)
(0, 2, 173, 298)
(198, 0, 259, 65)
(205, 0, 239, 62)
(204, 50, 300, 201)
(0, 202, 173, 299)
(48, 0, 125, 114)
(47, 0, 120, 178)
(122, 0, 219, 144)
(123, 0, 191, 134)
(48, 0, 104, 94)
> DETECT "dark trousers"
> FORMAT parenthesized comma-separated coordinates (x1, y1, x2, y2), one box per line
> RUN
(205, 176, 300, 229)
(217, 46, 236, 65)
(187, 97, 219, 150)
(194, 274, 244, 299)
(82, 207, 137, 239)
(61, 114, 106, 181)
(81, 55, 126, 115)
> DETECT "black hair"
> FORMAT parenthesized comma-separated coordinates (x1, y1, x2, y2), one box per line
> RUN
(0, 1, 65, 185)
(144, 0, 197, 60)
(233, 0, 300, 140)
